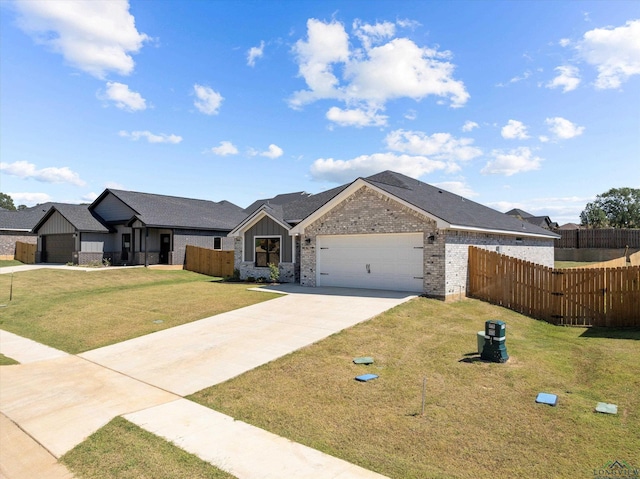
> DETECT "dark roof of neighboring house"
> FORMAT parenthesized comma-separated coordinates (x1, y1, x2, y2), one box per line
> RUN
(523, 216, 557, 229)
(32, 204, 110, 233)
(558, 222, 582, 230)
(505, 208, 534, 219)
(0, 203, 59, 231)
(250, 171, 558, 238)
(244, 192, 311, 216)
(92, 189, 248, 230)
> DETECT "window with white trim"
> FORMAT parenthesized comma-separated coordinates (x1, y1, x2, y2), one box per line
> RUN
(255, 237, 280, 267)
(213, 237, 222, 250)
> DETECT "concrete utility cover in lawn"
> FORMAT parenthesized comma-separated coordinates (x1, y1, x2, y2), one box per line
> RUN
(81, 286, 415, 396)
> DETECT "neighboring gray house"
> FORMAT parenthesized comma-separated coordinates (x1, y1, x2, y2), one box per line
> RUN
(31, 189, 247, 266)
(505, 208, 559, 230)
(31, 204, 111, 264)
(0, 203, 57, 259)
(230, 171, 560, 300)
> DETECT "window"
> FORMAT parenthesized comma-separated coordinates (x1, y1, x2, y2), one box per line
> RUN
(255, 237, 280, 267)
(213, 237, 222, 250)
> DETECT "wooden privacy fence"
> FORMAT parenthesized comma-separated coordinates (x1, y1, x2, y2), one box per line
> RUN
(555, 228, 640, 249)
(15, 241, 36, 264)
(184, 245, 234, 278)
(468, 246, 640, 328)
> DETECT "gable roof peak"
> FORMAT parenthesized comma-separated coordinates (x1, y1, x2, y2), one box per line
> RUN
(364, 170, 413, 190)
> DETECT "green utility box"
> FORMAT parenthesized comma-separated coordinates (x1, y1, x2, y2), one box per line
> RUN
(481, 320, 509, 363)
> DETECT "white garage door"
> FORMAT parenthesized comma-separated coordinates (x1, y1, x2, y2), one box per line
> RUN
(316, 233, 424, 292)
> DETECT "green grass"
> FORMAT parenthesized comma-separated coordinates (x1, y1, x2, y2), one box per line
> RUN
(0, 268, 279, 353)
(190, 297, 640, 479)
(61, 417, 236, 479)
(554, 260, 596, 268)
(0, 259, 22, 267)
(0, 353, 19, 365)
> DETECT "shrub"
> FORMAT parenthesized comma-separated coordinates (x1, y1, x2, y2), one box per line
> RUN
(267, 263, 280, 283)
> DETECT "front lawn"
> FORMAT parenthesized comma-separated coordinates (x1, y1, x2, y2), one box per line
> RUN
(190, 297, 640, 479)
(62, 417, 236, 479)
(0, 268, 279, 353)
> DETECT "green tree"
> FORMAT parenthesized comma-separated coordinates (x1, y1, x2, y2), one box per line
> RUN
(0, 192, 17, 211)
(580, 187, 640, 228)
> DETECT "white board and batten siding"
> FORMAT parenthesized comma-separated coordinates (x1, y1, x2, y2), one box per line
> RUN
(316, 233, 424, 293)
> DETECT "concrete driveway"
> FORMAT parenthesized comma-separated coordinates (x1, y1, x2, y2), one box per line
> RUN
(81, 285, 414, 396)
(1, 284, 414, 478)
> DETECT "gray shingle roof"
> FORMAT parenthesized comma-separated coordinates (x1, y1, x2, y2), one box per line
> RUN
(95, 189, 247, 230)
(0, 203, 60, 231)
(32, 204, 110, 233)
(505, 208, 534, 219)
(365, 171, 558, 237)
(244, 192, 311, 216)
(253, 171, 558, 238)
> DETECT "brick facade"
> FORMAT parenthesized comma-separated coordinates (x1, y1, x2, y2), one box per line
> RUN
(299, 186, 438, 289)
(0, 233, 36, 258)
(443, 231, 555, 301)
(231, 184, 556, 300)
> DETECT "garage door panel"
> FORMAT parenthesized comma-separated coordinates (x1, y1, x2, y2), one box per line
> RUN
(317, 233, 423, 292)
(44, 234, 74, 263)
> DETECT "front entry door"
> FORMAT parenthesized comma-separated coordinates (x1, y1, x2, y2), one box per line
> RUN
(121, 233, 131, 262)
(160, 234, 170, 264)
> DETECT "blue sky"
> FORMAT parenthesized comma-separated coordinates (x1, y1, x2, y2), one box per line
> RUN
(1, 0, 638, 225)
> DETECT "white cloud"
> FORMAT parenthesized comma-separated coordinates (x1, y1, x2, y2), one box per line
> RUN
(344, 37, 469, 107)
(7, 192, 52, 206)
(545, 117, 585, 139)
(501, 119, 530, 140)
(210, 141, 238, 156)
(462, 120, 479, 132)
(546, 65, 581, 92)
(290, 19, 350, 107)
(432, 181, 478, 198)
(102, 81, 146, 111)
(247, 40, 265, 67)
(352, 19, 396, 50)
(481, 147, 543, 176)
(496, 70, 532, 87)
(105, 181, 125, 189)
(578, 19, 640, 89)
(119, 130, 182, 144)
(0, 160, 86, 186)
(384, 129, 482, 170)
(559, 38, 571, 47)
(404, 109, 417, 120)
(310, 152, 446, 183)
(326, 106, 387, 127)
(290, 18, 469, 126)
(13, 0, 148, 78)
(260, 144, 284, 159)
(193, 84, 223, 115)
(82, 192, 99, 202)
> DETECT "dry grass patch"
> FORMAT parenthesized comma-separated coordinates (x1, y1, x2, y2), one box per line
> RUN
(0, 268, 279, 353)
(190, 297, 640, 479)
(62, 417, 235, 479)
